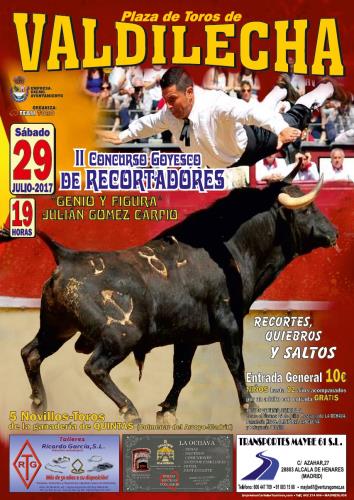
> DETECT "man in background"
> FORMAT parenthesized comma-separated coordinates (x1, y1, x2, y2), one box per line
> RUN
(322, 148, 354, 182)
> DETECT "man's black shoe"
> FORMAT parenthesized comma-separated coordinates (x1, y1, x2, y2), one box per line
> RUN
(320, 77, 352, 107)
(278, 74, 301, 106)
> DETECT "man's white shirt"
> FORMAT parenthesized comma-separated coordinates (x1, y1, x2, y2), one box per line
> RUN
(255, 157, 288, 182)
(321, 158, 354, 182)
(291, 161, 320, 182)
(119, 86, 289, 168)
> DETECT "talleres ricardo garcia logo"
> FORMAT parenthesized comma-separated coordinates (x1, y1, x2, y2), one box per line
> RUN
(13, 439, 42, 489)
(10, 76, 29, 102)
(242, 451, 279, 480)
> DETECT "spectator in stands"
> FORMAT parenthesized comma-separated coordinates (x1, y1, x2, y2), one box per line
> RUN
(289, 152, 319, 182)
(279, 56, 306, 96)
(227, 66, 261, 98)
(125, 66, 144, 89)
(226, 70, 238, 96)
(97, 82, 114, 109)
(108, 66, 128, 95)
(255, 153, 288, 183)
(96, 82, 116, 129)
(110, 79, 149, 133)
(108, 66, 133, 112)
(332, 99, 354, 140)
(202, 67, 228, 92)
(236, 66, 261, 99)
(306, 108, 322, 141)
(129, 83, 148, 116)
(334, 128, 354, 145)
(320, 99, 341, 143)
(143, 65, 167, 111)
(107, 66, 133, 131)
(83, 68, 104, 98)
(321, 148, 354, 181)
(239, 81, 258, 103)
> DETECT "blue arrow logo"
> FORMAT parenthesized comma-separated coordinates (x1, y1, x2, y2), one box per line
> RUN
(242, 451, 279, 480)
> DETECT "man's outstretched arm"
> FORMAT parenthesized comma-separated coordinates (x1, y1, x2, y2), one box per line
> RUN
(96, 129, 123, 144)
(97, 109, 170, 144)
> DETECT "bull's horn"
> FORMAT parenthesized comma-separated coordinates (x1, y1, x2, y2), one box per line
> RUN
(282, 159, 302, 184)
(278, 175, 324, 210)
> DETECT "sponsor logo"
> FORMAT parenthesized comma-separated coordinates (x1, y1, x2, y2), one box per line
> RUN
(132, 448, 151, 472)
(242, 451, 279, 480)
(159, 470, 180, 490)
(156, 439, 175, 465)
(13, 439, 42, 489)
(10, 76, 29, 103)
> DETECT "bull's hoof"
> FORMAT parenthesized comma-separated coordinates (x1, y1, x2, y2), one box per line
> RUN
(122, 410, 141, 424)
(125, 414, 142, 424)
(31, 400, 47, 414)
(120, 405, 141, 424)
(240, 400, 257, 417)
(156, 410, 177, 425)
(30, 394, 47, 414)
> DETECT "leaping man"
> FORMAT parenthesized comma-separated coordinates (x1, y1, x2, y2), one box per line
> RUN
(98, 66, 346, 169)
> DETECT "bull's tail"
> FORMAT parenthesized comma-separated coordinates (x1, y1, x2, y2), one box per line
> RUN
(0, 227, 72, 264)
(133, 351, 146, 381)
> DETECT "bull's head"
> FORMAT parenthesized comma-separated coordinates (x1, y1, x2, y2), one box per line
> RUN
(277, 160, 323, 209)
(275, 162, 338, 255)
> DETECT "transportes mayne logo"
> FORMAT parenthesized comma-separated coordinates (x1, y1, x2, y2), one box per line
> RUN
(242, 451, 279, 480)
(13, 439, 42, 489)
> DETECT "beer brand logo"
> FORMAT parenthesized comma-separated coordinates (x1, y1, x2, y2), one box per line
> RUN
(13, 439, 42, 489)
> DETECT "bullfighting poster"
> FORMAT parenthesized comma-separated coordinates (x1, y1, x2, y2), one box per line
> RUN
(0, 0, 353, 498)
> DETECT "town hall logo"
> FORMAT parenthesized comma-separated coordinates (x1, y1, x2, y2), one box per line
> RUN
(242, 451, 279, 480)
(10, 76, 29, 102)
(157, 439, 175, 465)
(13, 439, 42, 489)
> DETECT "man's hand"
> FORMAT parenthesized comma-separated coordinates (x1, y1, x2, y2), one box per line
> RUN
(263, 173, 285, 183)
(277, 127, 301, 149)
(96, 130, 122, 145)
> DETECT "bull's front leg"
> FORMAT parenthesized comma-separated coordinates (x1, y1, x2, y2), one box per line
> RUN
(220, 335, 255, 412)
(218, 314, 255, 413)
(84, 341, 141, 424)
(21, 329, 71, 413)
(157, 343, 197, 424)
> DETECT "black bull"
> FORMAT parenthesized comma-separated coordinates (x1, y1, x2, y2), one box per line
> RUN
(0, 169, 337, 423)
